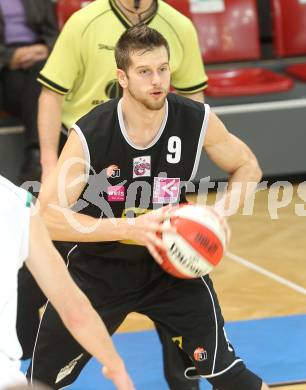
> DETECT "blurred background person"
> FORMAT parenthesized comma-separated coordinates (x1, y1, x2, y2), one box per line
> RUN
(0, 0, 58, 183)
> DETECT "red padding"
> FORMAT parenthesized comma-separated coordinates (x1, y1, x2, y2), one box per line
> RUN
(285, 63, 306, 82)
(206, 68, 293, 97)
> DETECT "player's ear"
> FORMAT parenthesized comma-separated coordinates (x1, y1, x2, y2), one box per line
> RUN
(117, 69, 128, 89)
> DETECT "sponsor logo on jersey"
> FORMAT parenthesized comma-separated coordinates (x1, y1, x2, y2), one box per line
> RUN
(106, 164, 120, 178)
(193, 347, 208, 362)
(56, 353, 83, 383)
(153, 177, 180, 204)
(133, 156, 151, 178)
(107, 185, 125, 202)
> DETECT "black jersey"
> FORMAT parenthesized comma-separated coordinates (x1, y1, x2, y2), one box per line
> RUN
(73, 93, 209, 260)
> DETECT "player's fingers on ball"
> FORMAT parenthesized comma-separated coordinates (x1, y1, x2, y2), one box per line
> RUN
(145, 231, 167, 253)
(147, 221, 169, 235)
(162, 204, 173, 213)
(145, 221, 160, 234)
(162, 204, 175, 219)
(147, 243, 163, 265)
(147, 244, 158, 261)
(160, 223, 176, 234)
(147, 232, 165, 249)
(150, 209, 166, 222)
(150, 233, 167, 251)
(151, 205, 172, 221)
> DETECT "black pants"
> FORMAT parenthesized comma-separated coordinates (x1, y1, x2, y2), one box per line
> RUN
(26, 248, 249, 389)
(17, 242, 200, 390)
(0, 60, 45, 151)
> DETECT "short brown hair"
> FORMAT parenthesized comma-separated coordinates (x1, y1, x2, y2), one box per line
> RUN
(115, 24, 170, 71)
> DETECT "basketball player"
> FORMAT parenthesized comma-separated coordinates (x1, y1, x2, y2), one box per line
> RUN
(28, 25, 269, 389)
(1, 174, 161, 390)
(21, 3, 206, 387)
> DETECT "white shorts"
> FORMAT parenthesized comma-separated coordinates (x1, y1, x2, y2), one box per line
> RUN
(0, 353, 27, 390)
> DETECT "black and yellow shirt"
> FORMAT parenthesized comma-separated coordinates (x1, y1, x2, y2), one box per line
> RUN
(37, 0, 207, 129)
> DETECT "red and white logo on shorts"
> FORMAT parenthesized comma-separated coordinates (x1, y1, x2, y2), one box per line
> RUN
(193, 347, 208, 362)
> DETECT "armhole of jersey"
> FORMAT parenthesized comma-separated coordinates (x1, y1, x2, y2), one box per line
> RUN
(70, 124, 91, 182)
(188, 103, 210, 181)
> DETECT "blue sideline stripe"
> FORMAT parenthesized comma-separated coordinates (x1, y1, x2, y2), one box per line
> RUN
(21, 314, 306, 389)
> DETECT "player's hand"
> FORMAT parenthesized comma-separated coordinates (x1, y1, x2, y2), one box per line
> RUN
(102, 365, 136, 390)
(126, 205, 176, 264)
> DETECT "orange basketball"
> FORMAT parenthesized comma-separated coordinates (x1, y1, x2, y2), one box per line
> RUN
(159, 204, 230, 279)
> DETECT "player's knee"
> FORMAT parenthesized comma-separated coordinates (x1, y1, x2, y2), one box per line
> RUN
(207, 362, 263, 390)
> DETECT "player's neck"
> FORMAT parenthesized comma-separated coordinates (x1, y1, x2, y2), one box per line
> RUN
(114, 0, 156, 24)
(121, 97, 166, 147)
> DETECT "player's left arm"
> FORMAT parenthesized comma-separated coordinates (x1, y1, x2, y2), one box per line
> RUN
(203, 110, 262, 211)
(25, 211, 135, 390)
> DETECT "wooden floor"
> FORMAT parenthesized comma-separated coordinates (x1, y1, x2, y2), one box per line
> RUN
(117, 185, 306, 389)
(273, 386, 306, 390)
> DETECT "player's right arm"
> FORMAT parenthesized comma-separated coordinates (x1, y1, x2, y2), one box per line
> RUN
(39, 130, 170, 262)
(203, 110, 262, 214)
(38, 88, 64, 183)
(26, 212, 135, 390)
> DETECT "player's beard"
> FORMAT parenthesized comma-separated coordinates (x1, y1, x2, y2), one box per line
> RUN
(127, 86, 167, 110)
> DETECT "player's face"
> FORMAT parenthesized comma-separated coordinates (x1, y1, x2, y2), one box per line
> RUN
(124, 46, 170, 110)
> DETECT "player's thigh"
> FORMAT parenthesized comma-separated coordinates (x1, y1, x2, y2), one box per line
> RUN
(145, 276, 263, 389)
(143, 276, 237, 375)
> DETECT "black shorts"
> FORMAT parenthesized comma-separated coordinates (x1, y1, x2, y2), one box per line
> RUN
(27, 246, 243, 388)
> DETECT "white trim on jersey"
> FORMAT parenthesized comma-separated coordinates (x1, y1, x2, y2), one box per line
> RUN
(70, 125, 91, 181)
(189, 103, 210, 182)
(117, 98, 169, 150)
